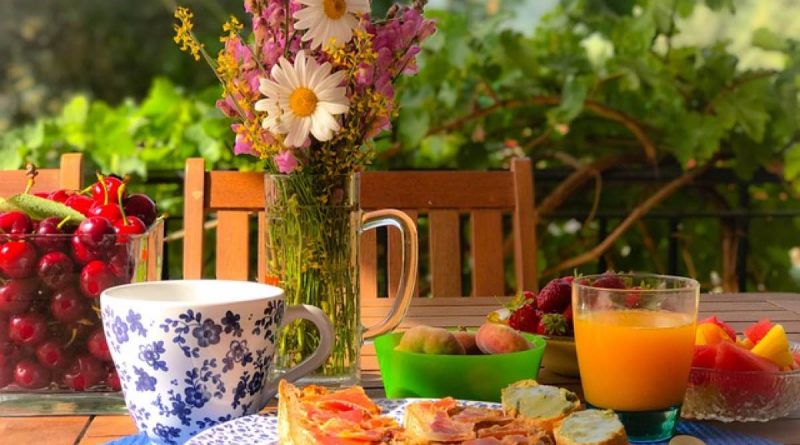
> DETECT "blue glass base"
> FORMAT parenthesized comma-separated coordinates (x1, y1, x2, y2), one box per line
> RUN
(588, 403, 680, 443)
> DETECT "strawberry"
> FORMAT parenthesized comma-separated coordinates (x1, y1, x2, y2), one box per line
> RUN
(624, 288, 641, 308)
(562, 304, 574, 335)
(522, 290, 536, 301)
(591, 274, 626, 289)
(535, 278, 572, 313)
(508, 302, 540, 334)
(536, 313, 569, 336)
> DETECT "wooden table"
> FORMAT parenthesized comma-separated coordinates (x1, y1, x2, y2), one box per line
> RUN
(1, 293, 798, 445)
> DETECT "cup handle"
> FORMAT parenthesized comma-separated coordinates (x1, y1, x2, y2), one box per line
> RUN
(361, 209, 419, 339)
(259, 304, 333, 404)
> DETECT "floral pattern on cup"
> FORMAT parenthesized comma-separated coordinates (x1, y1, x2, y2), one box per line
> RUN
(103, 295, 289, 444)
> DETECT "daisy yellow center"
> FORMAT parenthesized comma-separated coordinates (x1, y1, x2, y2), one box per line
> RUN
(323, 0, 347, 19)
(289, 87, 318, 117)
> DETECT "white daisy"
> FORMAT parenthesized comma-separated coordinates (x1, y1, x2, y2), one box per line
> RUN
(255, 51, 349, 147)
(293, 0, 370, 49)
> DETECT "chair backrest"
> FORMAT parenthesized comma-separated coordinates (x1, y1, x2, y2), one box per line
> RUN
(0, 153, 84, 197)
(182, 158, 538, 296)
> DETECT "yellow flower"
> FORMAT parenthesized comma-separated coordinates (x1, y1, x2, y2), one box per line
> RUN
(173, 7, 204, 62)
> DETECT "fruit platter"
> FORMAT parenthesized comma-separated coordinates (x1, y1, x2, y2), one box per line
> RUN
(0, 170, 163, 415)
(683, 316, 800, 422)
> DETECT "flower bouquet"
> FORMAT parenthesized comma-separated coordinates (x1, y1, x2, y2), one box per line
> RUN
(174, 0, 434, 383)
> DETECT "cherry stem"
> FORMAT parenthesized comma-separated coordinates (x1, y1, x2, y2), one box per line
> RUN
(65, 328, 78, 348)
(96, 172, 108, 205)
(57, 216, 71, 230)
(118, 183, 129, 226)
(24, 163, 39, 195)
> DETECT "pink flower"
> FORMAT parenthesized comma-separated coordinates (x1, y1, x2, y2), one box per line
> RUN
(216, 97, 238, 118)
(355, 63, 374, 87)
(365, 114, 392, 139)
(232, 124, 257, 156)
(274, 150, 298, 173)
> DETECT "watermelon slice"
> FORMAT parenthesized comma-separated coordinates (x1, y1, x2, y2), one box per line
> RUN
(692, 345, 718, 369)
(699, 316, 736, 341)
(744, 319, 774, 344)
(714, 341, 779, 407)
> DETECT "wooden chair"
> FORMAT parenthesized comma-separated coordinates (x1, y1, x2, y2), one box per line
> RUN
(182, 158, 537, 293)
(0, 153, 84, 197)
(182, 158, 537, 377)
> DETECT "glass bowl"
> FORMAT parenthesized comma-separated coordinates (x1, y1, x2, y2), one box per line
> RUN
(374, 331, 546, 402)
(0, 219, 163, 415)
(681, 343, 800, 422)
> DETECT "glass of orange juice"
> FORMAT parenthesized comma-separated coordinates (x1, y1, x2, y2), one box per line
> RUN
(573, 273, 699, 442)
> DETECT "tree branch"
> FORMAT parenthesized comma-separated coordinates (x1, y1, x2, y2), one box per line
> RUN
(537, 153, 641, 217)
(379, 96, 658, 161)
(542, 155, 719, 276)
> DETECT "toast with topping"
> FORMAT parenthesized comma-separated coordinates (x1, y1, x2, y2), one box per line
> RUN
(553, 410, 628, 445)
(501, 380, 582, 432)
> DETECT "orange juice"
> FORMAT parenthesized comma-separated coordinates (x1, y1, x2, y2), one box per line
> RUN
(574, 310, 695, 411)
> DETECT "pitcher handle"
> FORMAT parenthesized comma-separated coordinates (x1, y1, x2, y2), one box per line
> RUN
(361, 209, 419, 339)
(259, 304, 333, 405)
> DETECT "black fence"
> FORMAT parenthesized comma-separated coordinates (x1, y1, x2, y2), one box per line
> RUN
(144, 165, 800, 291)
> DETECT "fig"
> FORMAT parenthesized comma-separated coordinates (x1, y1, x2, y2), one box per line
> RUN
(475, 322, 531, 354)
(395, 325, 465, 355)
(453, 329, 481, 355)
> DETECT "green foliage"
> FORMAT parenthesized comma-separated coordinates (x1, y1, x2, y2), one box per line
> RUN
(0, 78, 250, 177)
(374, 0, 800, 290)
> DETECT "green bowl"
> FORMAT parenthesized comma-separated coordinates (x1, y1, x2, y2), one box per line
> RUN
(374, 331, 546, 402)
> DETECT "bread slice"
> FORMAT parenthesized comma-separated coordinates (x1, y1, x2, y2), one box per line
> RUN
(501, 380, 581, 433)
(277, 380, 402, 445)
(552, 410, 628, 445)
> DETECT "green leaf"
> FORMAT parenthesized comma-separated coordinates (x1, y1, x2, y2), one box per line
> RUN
(398, 108, 430, 148)
(785, 143, 800, 181)
(547, 75, 590, 125)
(713, 79, 772, 142)
(7, 194, 86, 222)
(752, 28, 788, 52)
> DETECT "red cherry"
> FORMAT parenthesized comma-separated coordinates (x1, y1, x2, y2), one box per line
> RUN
(0, 279, 37, 314)
(0, 341, 23, 368)
(105, 369, 121, 391)
(65, 194, 95, 216)
(75, 217, 116, 253)
(8, 314, 48, 346)
(49, 288, 86, 323)
(79, 261, 117, 299)
(37, 251, 76, 289)
(91, 176, 126, 204)
(14, 359, 50, 389)
(70, 235, 102, 265)
(87, 329, 112, 362)
(33, 192, 49, 198)
(0, 365, 12, 389)
(35, 341, 69, 369)
(47, 189, 73, 203)
(113, 216, 147, 242)
(61, 354, 104, 391)
(0, 241, 39, 279)
(33, 217, 70, 252)
(123, 194, 157, 227)
(0, 211, 33, 237)
(89, 203, 123, 223)
(108, 245, 133, 282)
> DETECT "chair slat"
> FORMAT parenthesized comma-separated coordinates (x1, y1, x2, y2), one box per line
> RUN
(471, 210, 505, 296)
(511, 158, 537, 292)
(360, 229, 378, 300)
(362, 172, 514, 209)
(58, 153, 83, 190)
(215, 211, 250, 280)
(388, 210, 419, 299)
(429, 210, 462, 297)
(183, 158, 206, 279)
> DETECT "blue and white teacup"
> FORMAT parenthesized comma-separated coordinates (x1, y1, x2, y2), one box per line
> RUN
(100, 280, 333, 445)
